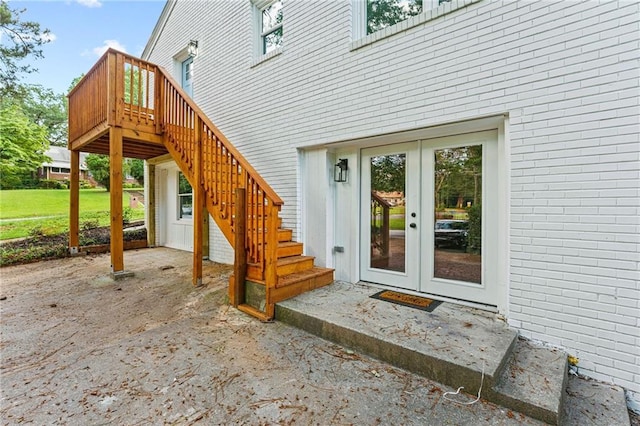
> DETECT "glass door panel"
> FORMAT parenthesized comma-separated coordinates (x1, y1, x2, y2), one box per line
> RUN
(370, 154, 406, 273)
(433, 145, 482, 284)
(360, 143, 419, 291)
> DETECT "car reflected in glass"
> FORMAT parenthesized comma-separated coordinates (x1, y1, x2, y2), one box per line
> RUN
(434, 220, 468, 250)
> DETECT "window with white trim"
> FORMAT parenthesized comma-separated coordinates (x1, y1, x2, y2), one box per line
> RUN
(354, 0, 452, 40)
(178, 172, 193, 219)
(254, 0, 283, 57)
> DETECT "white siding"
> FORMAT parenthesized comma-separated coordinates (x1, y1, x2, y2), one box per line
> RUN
(145, 0, 640, 406)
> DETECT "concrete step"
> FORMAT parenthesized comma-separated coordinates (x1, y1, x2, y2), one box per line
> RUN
(274, 282, 610, 425)
(275, 282, 518, 414)
(562, 373, 631, 426)
(491, 337, 568, 425)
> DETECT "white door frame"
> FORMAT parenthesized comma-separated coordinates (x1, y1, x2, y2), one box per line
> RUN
(357, 130, 500, 307)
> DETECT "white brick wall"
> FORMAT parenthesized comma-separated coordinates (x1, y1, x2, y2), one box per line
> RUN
(145, 0, 639, 405)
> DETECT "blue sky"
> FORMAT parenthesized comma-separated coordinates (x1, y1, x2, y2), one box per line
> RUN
(8, 0, 166, 94)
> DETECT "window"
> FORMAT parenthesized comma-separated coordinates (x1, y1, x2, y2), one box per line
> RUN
(256, 0, 283, 56)
(366, 0, 423, 35)
(353, 0, 458, 46)
(178, 172, 193, 219)
(51, 167, 60, 173)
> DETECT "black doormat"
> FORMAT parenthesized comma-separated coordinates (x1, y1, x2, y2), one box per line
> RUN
(370, 290, 442, 312)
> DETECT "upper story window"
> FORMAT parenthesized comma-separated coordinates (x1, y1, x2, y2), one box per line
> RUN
(259, 0, 283, 55)
(367, 0, 423, 35)
(353, 0, 461, 49)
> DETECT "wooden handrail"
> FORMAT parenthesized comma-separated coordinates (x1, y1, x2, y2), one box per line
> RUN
(69, 48, 285, 282)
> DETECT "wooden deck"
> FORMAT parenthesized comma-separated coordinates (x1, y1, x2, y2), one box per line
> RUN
(67, 49, 333, 320)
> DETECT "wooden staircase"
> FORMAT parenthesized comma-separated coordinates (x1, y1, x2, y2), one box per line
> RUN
(67, 49, 333, 320)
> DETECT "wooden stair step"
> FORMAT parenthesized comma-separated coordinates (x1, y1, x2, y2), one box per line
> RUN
(278, 228, 293, 242)
(271, 267, 335, 303)
(276, 255, 315, 276)
(246, 255, 315, 281)
(277, 241, 304, 258)
(247, 228, 293, 243)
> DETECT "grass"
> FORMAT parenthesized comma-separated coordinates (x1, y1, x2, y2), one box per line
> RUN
(0, 189, 144, 240)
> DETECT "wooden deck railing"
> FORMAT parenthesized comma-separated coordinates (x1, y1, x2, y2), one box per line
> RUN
(68, 48, 284, 282)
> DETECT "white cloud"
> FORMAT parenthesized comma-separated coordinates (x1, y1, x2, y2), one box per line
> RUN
(41, 32, 57, 43)
(76, 0, 102, 7)
(89, 39, 127, 57)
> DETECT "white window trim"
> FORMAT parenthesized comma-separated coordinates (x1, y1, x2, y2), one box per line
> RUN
(351, 0, 480, 51)
(251, 0, 284, 66)
(177, 172, 193, 221)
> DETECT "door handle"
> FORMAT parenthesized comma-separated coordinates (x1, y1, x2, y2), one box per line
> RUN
(409, 223, 417, 229)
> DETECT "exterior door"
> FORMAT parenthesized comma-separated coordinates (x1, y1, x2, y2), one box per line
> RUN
(181, 57, 194, 98)
(360, 142, 420, 290)
(360, 131, 499, 306)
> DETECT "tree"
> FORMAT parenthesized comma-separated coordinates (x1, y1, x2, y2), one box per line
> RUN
(15, 84, 67, 146)
(85, 154, 110, 191)
(371, 154, 405, 194)
(128, 158, 144, 185)
(0, 102, 49, 189)
(0, 1, 52, 98)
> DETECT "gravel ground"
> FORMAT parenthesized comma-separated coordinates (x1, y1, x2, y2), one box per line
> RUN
(0, 248, 553, 425)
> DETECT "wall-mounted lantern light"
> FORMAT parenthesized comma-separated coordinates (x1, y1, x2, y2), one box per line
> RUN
(188, 40, 199, 58)
(334, 158, 348, 183)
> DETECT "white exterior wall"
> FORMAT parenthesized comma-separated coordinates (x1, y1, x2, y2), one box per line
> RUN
(153, 161, 234, 264)
(144, 0, 639, 406)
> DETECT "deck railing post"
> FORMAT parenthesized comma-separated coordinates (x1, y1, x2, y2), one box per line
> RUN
(107, 52, 117, 126)
(264, 201, 279, 318)
(232, 188, 247, 307)
(154, 67, 164, 134)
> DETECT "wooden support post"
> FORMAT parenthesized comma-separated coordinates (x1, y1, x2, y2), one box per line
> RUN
(147, 163, 156, 247)
(202, 212, 209, 260)
(110, 126, 124, 273)
(69, 150, 80, 254)
(264, 202, 279, 318)
(232, 188, 247, 307)
(192, 118, 203, 286)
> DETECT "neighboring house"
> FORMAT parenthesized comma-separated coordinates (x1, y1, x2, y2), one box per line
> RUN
(38, 146, 89, 181)
(138, 0, 638, 409)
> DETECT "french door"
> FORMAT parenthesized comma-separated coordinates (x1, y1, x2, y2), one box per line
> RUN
(360, 131, 499, 306)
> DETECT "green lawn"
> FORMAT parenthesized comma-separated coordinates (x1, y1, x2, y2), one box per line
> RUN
(0, 189, 144, 240)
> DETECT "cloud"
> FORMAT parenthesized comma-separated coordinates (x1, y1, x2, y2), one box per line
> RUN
(41, 32, 57, 43)
(76, 0, 102, 7)
(87, 39, 127, 57)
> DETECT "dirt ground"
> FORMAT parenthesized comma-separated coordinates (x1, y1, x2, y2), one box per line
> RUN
(0, 248, 562, 424)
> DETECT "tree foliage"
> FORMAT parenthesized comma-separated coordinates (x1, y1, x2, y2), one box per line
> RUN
(13, 84, 67, 146)
(434, 145, 482, 209)
(0, 102, 49, 188)
(85, 154, 111, 191)
(0, 0, 52, 98)
(128, 159, 144, 185)
(371, 154, 405, 193)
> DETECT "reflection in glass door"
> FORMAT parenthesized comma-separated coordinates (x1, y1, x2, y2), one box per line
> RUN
(360, 143, 419, 291)
(433, 145, 482, 284)
(370, 154, 406, 273)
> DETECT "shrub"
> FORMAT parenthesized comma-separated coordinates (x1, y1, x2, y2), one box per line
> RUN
(467, 204, 481, 254)
(38, 179, 67, 189)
